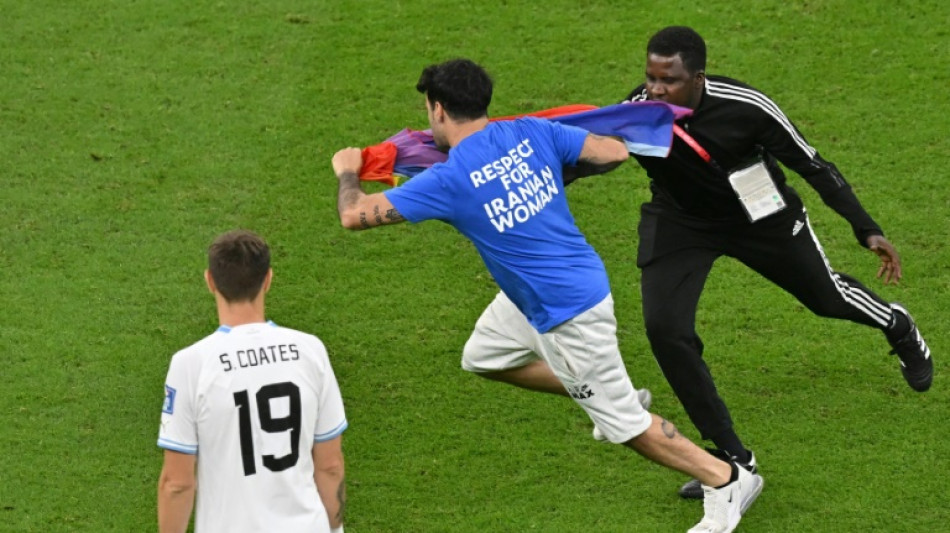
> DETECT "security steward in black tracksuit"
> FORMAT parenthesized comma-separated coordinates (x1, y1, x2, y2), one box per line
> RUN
(620, 26, 933, 500)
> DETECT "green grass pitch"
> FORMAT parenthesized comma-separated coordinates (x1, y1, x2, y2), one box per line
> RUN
(1, 0, 948, 531)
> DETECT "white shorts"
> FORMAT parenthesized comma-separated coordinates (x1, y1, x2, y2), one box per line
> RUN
(462, 291, 651, 443)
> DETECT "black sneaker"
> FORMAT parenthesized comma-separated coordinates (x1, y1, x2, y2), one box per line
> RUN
(678, 448, 758, 500)
(888, 304, 933, 392)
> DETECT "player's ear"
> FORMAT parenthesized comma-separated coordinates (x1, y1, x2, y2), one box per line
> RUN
(261, 268, 273, 295)
(204, 269, 216, 294)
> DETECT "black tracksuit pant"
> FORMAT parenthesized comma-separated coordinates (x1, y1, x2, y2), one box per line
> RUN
(637, 205, 893, 441)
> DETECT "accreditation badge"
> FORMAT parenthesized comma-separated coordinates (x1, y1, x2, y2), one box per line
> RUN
(727, 158, 786, 222)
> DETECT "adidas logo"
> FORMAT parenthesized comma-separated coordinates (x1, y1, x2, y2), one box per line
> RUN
(792, 220, 804, 236)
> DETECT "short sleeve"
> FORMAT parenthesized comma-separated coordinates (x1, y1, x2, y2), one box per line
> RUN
(157, 352, 198, 454)
(383, 167, 454, 223)
(545, 120, 589, 166)
(314, 355, 348, 442)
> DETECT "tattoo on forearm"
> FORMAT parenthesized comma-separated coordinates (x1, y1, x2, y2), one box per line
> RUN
(337, 170, 404, 228)
(661, 418, 679, 439)
(337, 171, 363, 214)
(386, 208, 404, 222)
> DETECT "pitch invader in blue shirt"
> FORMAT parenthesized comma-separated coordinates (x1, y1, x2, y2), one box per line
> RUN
(330, 58, 762, 532)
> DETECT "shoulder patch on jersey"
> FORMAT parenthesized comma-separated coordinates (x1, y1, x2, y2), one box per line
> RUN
(163, 385, 177, 414)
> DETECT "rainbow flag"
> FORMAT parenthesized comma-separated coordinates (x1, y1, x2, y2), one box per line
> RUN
(360, 101, 690, 187)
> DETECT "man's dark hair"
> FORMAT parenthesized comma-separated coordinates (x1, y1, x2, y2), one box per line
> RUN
(208, 230, 270, 302)
(415, 58, 492, 121)
(647, 26, 707, 74)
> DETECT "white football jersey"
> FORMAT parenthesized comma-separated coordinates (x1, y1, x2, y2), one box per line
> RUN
(158, 321, 347, 533)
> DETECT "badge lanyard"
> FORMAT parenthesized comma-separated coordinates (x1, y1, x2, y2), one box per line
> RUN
(672, 123, 786, 222)
(672, 123, 724, 173)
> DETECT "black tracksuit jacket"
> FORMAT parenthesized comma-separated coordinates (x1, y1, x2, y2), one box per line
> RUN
(624, 75, 883, 246)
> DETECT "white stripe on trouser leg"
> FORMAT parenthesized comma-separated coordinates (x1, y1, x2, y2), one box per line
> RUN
(831, 272, 892, 324)
(804, 215, 891, 327)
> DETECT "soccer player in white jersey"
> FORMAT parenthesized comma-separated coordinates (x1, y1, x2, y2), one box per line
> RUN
(157, 230, 347, 533)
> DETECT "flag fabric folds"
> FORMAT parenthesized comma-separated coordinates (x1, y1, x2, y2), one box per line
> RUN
(359, 101, 690, 186)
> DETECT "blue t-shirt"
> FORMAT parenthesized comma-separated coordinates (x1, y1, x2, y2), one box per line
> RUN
(384, 117, 610, 333)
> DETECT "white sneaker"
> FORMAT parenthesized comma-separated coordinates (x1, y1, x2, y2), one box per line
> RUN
(592, 388, 652, 442)
(687, 466, 763, 533)
(680, 449, 758, 500)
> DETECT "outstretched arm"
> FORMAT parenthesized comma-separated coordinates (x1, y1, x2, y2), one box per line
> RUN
(564, 134, 629, 185)
(758, 122, 901, 284)
(748, 93, 884, 247)
(332, 147, 406, 230)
